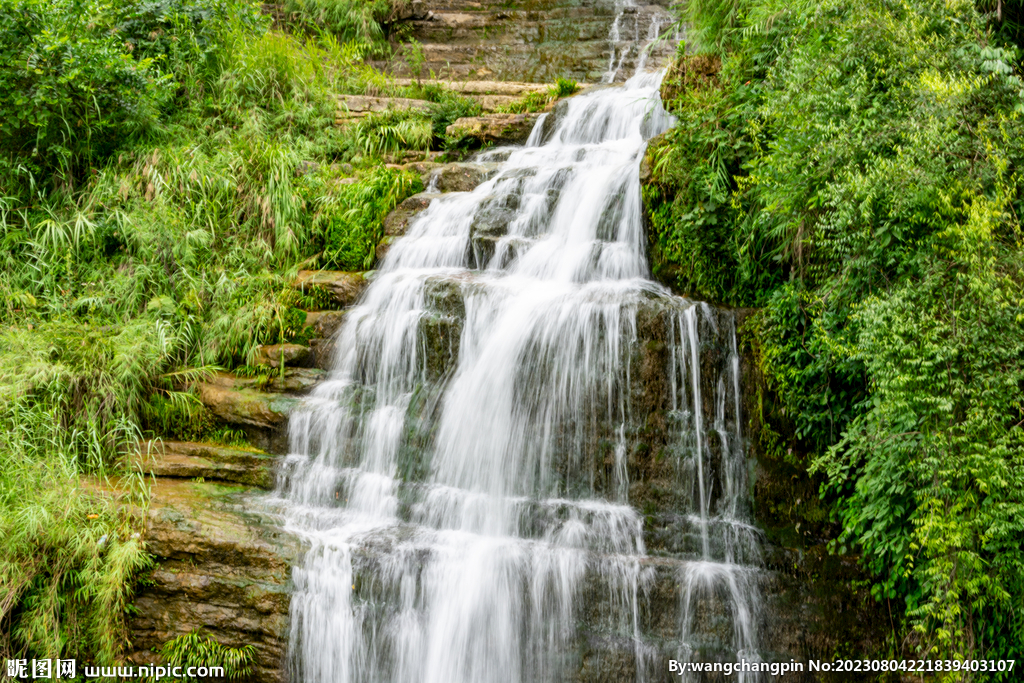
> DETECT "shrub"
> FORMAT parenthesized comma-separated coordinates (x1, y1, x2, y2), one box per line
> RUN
(0, 0, 167, 190)
(654, 0, 1024, 666)
(157, 630, 255, 681)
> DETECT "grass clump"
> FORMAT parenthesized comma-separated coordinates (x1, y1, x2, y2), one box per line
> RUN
(155, 630, 255, 681)
(351, 110, 435, 156)
(303, 166, 423, 270)
(496, 77, 580, 114)
(283, 0, 406, 48)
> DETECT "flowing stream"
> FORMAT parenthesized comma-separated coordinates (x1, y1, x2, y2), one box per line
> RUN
(272, 72, 767, 682)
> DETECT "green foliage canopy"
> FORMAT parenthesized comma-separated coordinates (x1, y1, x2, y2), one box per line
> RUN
(649, 0, 1024, 669)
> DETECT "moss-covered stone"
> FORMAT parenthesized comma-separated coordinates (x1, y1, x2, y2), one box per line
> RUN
(292, 270, 368, 309)
(127, 478, 298, 683)
(135, 440, 277, 489)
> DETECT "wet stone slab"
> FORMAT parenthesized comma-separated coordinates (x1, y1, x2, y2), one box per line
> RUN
(128, 479, 297, 683)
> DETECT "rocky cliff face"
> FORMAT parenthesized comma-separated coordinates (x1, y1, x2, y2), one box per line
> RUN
(127, 444, 298, 683)
(381, 0, 678, 83)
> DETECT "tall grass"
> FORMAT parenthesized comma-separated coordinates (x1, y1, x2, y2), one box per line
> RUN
(283, 0, 404, 47)
(0, 0, 428, 662)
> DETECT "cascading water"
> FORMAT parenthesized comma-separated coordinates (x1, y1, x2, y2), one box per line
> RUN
(272, 71, 767, 682)
(602, 0, 673, 83)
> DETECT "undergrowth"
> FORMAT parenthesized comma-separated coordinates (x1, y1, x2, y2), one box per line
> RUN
(154, 630, 255, 681)
(647, 0, 1024, 673)
(0, 0, 425, 664)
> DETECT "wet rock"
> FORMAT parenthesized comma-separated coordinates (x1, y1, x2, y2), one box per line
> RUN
(293, 270, 368, 308)
(253, 343, 311, 369)
(419, 314, 462, 382)
(127, 478, 298, 683)
(309, 337, 337, 371)
(469, 197, 516, 267)
(422, 162, 500, 193)
(423, 275, 468, 320)
(198, 373, 301, 429)
(446, 113, 541, 146)
(134, 440, 277, 489)
(304, 309, 346, 338)
(383, 192, 440, 237)
(376, 238, 395, 263)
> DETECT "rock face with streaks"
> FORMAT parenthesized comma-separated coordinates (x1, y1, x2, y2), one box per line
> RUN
(126, 473, 297, 682)
(292, 271, 369, 309)
(446, 113, 542, 146)
(378, 0, 678, 84)
(135, 440, 278, 489)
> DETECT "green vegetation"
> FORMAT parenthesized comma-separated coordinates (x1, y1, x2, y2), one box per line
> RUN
(303, 166, 423, 269)
(496, 77, 580, 114)
(348, 86, 482, 155)
(0, 0, 433, 664)
(156, 630, 255, 681)
(283, 0, 404, 47)
(648, 0, 1024, 672)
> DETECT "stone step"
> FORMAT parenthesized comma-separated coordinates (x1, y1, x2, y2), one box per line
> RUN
(335, 92, 533, 123)
(198, 370, 324, 432)
(337, 94, 433, 114)
(135, 440, 278, 489)
(391, 78, 551, 95)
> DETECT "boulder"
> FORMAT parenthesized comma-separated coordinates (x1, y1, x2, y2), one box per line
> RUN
(304, 310, 347, 338)
(134, 440, 277, 489)
(253, 343, 311, 369)
(198, 373, 300, 429)
(293, 270, 368, 308)
(422, 162, 500, 193)
(446, 113, 541, 146)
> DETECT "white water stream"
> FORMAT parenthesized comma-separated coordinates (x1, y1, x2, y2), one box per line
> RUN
(272, 71, 766, 682)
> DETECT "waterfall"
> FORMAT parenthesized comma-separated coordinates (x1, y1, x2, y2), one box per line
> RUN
(602, 1, 671, 83)
(273, 72, 766, 683)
